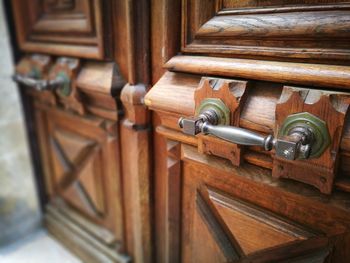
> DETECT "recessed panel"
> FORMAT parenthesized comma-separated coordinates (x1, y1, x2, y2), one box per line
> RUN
(183, 0, 350, 63)
(12, 0, 110, 59)
(222, 0, 348, 9)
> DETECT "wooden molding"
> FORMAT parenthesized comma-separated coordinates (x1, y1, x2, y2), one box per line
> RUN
(182, 0, 350, 62)
(164, 140, 181, 263)
(165, 56, 350, 90)
(120, 83, 152, 263)
(45, 202, 130, 263)
(273, 86, 350, 194)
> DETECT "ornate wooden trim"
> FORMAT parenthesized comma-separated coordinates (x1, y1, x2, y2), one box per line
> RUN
(195, 77, 249, 166)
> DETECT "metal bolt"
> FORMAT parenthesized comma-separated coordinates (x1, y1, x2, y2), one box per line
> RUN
(178, 117, 184, 128)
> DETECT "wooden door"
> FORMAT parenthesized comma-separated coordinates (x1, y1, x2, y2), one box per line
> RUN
(38, 106, 123, 237)
(10, 0, 152, 262)
(37, 107, 130, 262)
(148, 0, 350, 262)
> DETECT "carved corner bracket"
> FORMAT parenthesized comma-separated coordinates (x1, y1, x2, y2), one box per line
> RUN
(49, 57, 84, 115)
(194, 77, 249, 166)
(121, 84, 150, 130)
(273, 86, 350, 194)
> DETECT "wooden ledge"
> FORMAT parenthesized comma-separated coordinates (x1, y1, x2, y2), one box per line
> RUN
(165, 56, 350, 90)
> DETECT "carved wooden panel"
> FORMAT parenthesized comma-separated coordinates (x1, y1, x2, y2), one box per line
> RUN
(36, 105, 124, 243)
(182, 0, 350, 63)
(12, 0, 111, 59)
(181, 147, 334, 262)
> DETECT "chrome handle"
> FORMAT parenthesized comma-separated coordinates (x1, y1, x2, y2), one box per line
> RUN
(201, 123, 274, 151)
(178, 110, 316, 160)
(13, 74, 66, 91)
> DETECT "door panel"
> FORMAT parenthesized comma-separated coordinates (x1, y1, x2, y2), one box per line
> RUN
(181, 146, 334, 263)
(37, 106, 124, 241)
(12, 0, 111, 59)
(182, 0, 350, 63)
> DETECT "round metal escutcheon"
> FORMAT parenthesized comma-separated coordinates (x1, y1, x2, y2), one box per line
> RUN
(29, 67, 42, 79)
(56, 71, 71, 97)
(279, 112, 331, 158)
(196, 98, 231, 125)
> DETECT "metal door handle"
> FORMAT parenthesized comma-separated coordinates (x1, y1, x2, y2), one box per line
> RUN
(13, 74, 66, 91)
(201, 123, 274, 151)
(178, 106, 330, 160)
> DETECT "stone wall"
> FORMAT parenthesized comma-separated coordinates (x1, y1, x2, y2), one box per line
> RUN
(0, 1, 41, 246)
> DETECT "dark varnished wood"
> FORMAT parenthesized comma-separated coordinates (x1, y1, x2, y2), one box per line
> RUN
(10, 0, 350, 262)
(148, 0, 350, 260)
(12, 0, 152, 261)
(195, 78, 249, 166)
(273, 87, 350, 193)
(146, 72, 350, 190)
(183, 0, 350, 63)
(120, 84, 152, 263)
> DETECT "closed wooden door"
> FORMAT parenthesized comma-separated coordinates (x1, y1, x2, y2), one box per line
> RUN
(10, 0, 152, 262)
(148, 0, 350, 262)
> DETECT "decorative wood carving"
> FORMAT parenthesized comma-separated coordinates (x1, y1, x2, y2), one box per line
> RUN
(182, 0, 350, 63)
(192, 187, 332, 262)
(273, 86, 350, 194)
(194, 77, 249, 166)
(38, 107, 124, 241)
(195, 189, 243, 262)
(179, 145, 336, 262)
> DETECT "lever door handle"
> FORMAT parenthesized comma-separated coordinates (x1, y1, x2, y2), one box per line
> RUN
(201, 123, 274, 151)
(13, 73, 66, 91)
(178, 108, 327, 160)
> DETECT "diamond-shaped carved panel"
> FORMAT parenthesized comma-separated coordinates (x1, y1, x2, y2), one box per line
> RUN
(189, 187, 330, 263)
(49, 128, 105, 218)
